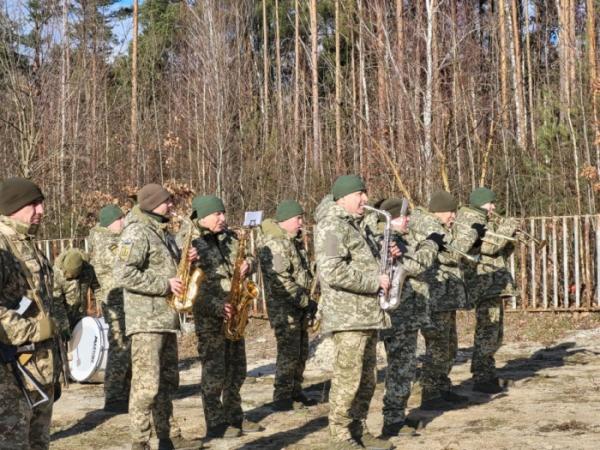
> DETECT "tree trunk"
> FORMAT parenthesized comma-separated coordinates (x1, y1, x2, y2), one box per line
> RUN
(508, 0, 527, 150)
(310, 0, 321, 169)
(335, 0, 342, 172)
(262, 0, 270, 145)
(131, 0, 139, 182)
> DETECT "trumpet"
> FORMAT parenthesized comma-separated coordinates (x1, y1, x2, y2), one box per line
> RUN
(488, 211, 547, 248)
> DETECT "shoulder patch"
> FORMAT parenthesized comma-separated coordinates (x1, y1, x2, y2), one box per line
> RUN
(324, 232, 341, 258)
(119, 240, 133, 261)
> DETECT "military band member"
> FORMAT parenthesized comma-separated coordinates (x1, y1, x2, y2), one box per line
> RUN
(257, 200, 317, 411)
(416, 190, 478, 410)
(115, 184, 202, 450)
(0, 177, 59, 450)
(88, 204, 131, 413)
(455, 188, 517, 394)
(190, 195, 262, 439)
(377, 198, 444, 436)
(314, 175, 392, 450)
(52, 248, 100, 333)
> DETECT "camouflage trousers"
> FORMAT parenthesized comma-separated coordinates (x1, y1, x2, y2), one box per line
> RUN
(420, 311, 458, 400)
(329, 330, 377, 441)
(471, 298, 504, 383)
(0, 363, 54, 450)
(130, 332, 180, 443)
(273, 324, 309, 401)
(382, 325, 419, 426)
(197, 330, 246, 429)
(101, 303, 131, 405)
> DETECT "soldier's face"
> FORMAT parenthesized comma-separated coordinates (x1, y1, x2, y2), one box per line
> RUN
(435, 211, 456, 227)
(338, 191, 368, 216)
(391, 215, 409, 233)
(200, 211, 226, 233)
(108, 217, 124, 233)
(279, 215, 303, 236)
(153, 199, 173, 217)
(10, 200, 44, 225)
(481, 202, 496, 217)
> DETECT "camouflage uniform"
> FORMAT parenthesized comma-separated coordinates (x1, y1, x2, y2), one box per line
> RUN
(314, 195, 388, 441)
(455, 207, 517, 383)
(379, 221, 440, 427)
(257, 218, 312, 402)
(0, 216, 57, 450)
(408, 208, 478, 401)
(52, 250, 100, 332)
(114, 206, 181, 444)
(88, 225, 131, 406)
(192, 226, 254, 430)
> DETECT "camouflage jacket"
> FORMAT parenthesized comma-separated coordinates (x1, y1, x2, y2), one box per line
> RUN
(408, 207, 478, 312)
(455, 207, 517, 303)
(375, 222, 440, 331)
(52, 250, 100, 332)
(114, 206, 179, 335)
(88, 225, 124, 311)
(0, 216, 57, 386)
(257, 218, 313, 329)
(314, 195, 389, 333)
(191, 226, 255, 334)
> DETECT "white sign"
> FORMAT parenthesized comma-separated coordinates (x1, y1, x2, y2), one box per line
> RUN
(244, 211, 263, 227)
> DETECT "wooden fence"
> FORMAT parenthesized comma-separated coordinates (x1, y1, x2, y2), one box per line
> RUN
(38, 215, 600, 313)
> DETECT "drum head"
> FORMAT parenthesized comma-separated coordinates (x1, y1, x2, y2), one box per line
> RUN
(68, 317, 109, 382)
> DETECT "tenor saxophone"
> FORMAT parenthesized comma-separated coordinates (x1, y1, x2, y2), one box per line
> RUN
(167, 218, 205, 313)
(223, 229, 258, 341)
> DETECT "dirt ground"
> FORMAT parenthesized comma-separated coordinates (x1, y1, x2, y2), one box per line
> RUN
(50, 312, 600, 450)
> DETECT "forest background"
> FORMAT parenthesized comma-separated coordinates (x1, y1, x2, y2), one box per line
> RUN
(0, 0, 599, 238)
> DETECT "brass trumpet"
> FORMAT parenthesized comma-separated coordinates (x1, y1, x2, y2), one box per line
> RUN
(487, 211, 547, 248)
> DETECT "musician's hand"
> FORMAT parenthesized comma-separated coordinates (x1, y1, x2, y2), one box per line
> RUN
(471, 223, 487, 239)
(426, 232, 446, 251)
(188, 247, 199, 262)
(389, 241, 402, 260)
(168, 277, 184, 296)
(223, 302, 235, 321)
(378, 275, 390, 294)
(240, 260, 250, 278)
(306, 300, 318, 317)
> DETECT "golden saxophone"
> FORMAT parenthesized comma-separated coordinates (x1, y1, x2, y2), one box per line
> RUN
(223, 229, 258, 341)
(167, 217, 205, 313)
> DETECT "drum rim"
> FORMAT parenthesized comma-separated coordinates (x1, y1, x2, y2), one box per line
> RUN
(69, 316, 109, 382)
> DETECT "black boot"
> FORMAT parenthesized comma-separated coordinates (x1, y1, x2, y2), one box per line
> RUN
(473, 378, 503, 394)
(419, 397, 453, 411)
(440, 390, 468, 404)
(292, 392, 318, 406)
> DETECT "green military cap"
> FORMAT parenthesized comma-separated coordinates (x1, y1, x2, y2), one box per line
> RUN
(275, 200, 304, 222)
(62, 249, 85, 280)
(0, 177, 44, 215)
(469, 187, 496, 208)
(380, 198, 406, 219)
(332, 175, 366, 201)
(137, 184, 171, 211)
(429, 190, 458, 213)
(191, 195, 225, 220)
(99, 204, 124, 228)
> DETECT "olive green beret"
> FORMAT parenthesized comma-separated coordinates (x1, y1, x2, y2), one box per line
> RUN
(275, 200, 304, 222)
(62, 249, 85, 280)
(380, 198, 407, 219)
(0, 177, 44, 215)
(469, 187, 496, 208)
(332, 175, 366, 201)
(137, 184, 171, 211)
(429, 190, 458, 213)
(99, 204, 124, 227)
(191, 195, 225, 220)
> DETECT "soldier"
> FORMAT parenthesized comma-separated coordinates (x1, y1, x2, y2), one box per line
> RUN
(52, 248, 100, 333)
(376, 198, 444, 437)
(415, 190, 479, 410)
(314, 175, 392, 450)
(114, 184, 202, 450)
(190, 195, 262, 439)
(257, 199, 317, 411)
(455, 188, 516, 394)
(0, 177, 60, 450)
(88, 204, 131, 412)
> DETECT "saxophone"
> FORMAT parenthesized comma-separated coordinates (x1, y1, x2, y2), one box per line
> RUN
(167, 218, 205, 313)
(223, 229, 258, 341)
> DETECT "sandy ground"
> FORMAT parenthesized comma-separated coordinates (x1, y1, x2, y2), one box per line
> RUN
(50, 313, 600, 450)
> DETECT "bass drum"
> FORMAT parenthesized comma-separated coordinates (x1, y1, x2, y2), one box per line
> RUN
(68, 317, 109, 383)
